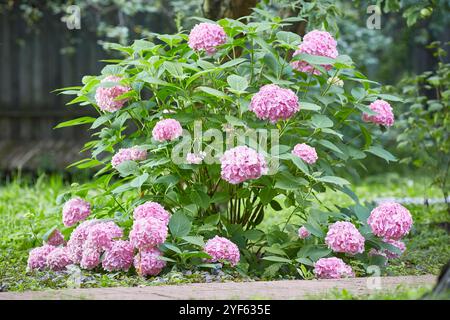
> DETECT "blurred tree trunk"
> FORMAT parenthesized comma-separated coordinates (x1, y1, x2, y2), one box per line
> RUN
(202, 0, 258, 20)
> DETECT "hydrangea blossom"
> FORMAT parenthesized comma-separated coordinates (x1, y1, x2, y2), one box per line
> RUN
(27, 244, 56, 271)
(298, 226, 311, 239)
(95, 76, 131, 112)
(249, 84, 300, 123)
(314, 257, 354, 279)
(325, 221, 365, 255)
(292, 143, 318, 164)
(152, 119, 183, 142)
(367, 202, 413, 240)
(188, 22, 227, 55)
(80, 245, 101, 270)
(84, 221, 123, 251)
(220, 146, 268, 184)
(130, 217, 168, 249)
(102, 240, 134, 271)
(204, 236, 240, 266)
(186, 152, 206, 164)
(362, 100, 394, 127)
(111, 147, 147, 168)
(46, 247, 73, 271)
(66, 220, 100, 264)
(133, 202, 171, 225)
(134, 247, 166, 276)
(46, 229, 65, 246)
(291, 30, 338, 74)
(62, 197, 91, 227)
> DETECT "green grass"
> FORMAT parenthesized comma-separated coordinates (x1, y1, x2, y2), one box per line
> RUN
(0, 172, 448, 293)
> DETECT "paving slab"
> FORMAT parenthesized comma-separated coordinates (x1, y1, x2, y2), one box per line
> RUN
(0, 275, 436, 300)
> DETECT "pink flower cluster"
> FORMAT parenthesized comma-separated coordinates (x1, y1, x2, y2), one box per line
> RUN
(111, 147, 147, 168)
(62, 198, 91, 227)
(314, 257, 354, 279)
(204, 236, 240, 266)
(249, 84, 300, 123)
(291, 30, 338, 74)
(220, 146, 268, 184)
(134, 247, 166, 276)
(298, 226, 311, 239)
(292, 143, 318, 164)
(46, 247, 72, 271)
(325, 221, 365, 255)
(186, 152, 206, 164)
(133, 201, 171, 225)
(367, 202, 413, 240)
(45, 229, 65, 246)
(152, 119, 183, 142)
(95, 76, 131, 112)
(362, 100, 394, 127)
(102, 240, 134, 271)
(188, 22, 227, 55)
(129, 217, 168, 250)
(27, 244, 58, 271)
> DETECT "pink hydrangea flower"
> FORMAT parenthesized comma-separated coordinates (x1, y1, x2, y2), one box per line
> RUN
(62, 197, 91, 227)
(204, 236, 240, 266)
(292, 143, 318, 164)
(130, 217, 168, 249)
(46, 229, 65, 246)
(220, 146, 268, 184)
(134, 247, 166, 276)
(111, 147, 147, 168)
(152, 119, 183, 142)
(249, 84, 300, 123)
(80, 245, 101, 270)
(362, 100, 394, 127)
(325, 221, 365, 255)
(27, 244, 56, 271)
(95, 76, 131, 112)
(102, 240, 134, 271)
(188, 22, 227, 55)
(298, 226, 311, 239)
(367, 202, 413, 240)
(133, 202, 171, 225)
(314, 257, 354, 279)
(46, 247, 73, 271)
(186, 152, 206, 164)
(66, 220, 100, 264)
(84, 221, 123, 251)
(291, 30, 338, 74)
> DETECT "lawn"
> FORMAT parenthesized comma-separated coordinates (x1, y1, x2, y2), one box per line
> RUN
(0, 172, 448, 293)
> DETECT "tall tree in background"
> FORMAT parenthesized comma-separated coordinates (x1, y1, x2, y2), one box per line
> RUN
(202, 0, 258, 20)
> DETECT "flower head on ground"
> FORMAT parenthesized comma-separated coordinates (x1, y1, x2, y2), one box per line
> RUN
(220, 146, 268, 184)
(46, 247, 73, 271)
(27, 244, 56, 271)
(188, 23, 227, 55)
(314, 257, 354, 279)
(62, 198, 91, 227)
(134, 247, 166, 276)
(367, 202, 413, 239)
(204, 236, 240, 266)
(102, 240, 134, 271)
(362, 100, 394, 127)
(249, 84, 300, 123)
(95, 76, 131, 112)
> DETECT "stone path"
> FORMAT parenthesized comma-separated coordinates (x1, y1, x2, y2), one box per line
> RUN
(0, 275, 435, 300)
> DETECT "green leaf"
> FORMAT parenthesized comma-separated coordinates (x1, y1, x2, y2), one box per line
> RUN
(311, 114, 333, 128)
(300, 101, 321, 111)
(290, 154, 310, 175)
(366, 146, 397, 162)
(162, 242, 182, 254)
(169, 212, 192, 238)
(243, 229, 264, 241)
(189, 188, 210, 210)
(377, 94, 403, 102)
(276, 31, 301, 45)
(220, 58, 247, 69)
(182, 236, 205, 247)
(129, 173, 149, 188)
(295, 257, 314, 267)
(270, 200, 283, 211)
(115, 161, 139, 177)
(227, 75, 248, 92)
(317, 176, 350, 186)
(204, 213, 220, 225)
(163, 61, 184, 78)
(292, 53, 335, 66)
(91, 113, 114, 129)
(318, 139, 344, 155)
(275, 172, 308, 190)
(197, 86, 230, 100)
(308, 248, 332, 261)
(262, 256, 292, 264)
(55, 117, 96, 129)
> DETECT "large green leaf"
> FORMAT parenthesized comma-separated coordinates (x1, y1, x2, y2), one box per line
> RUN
(317, 176, 350, 186)
(169, 212, 192, 238)
(366, 146, 397, 162)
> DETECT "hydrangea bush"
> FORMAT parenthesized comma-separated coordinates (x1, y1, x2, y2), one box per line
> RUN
(30, 14, 411, 279)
